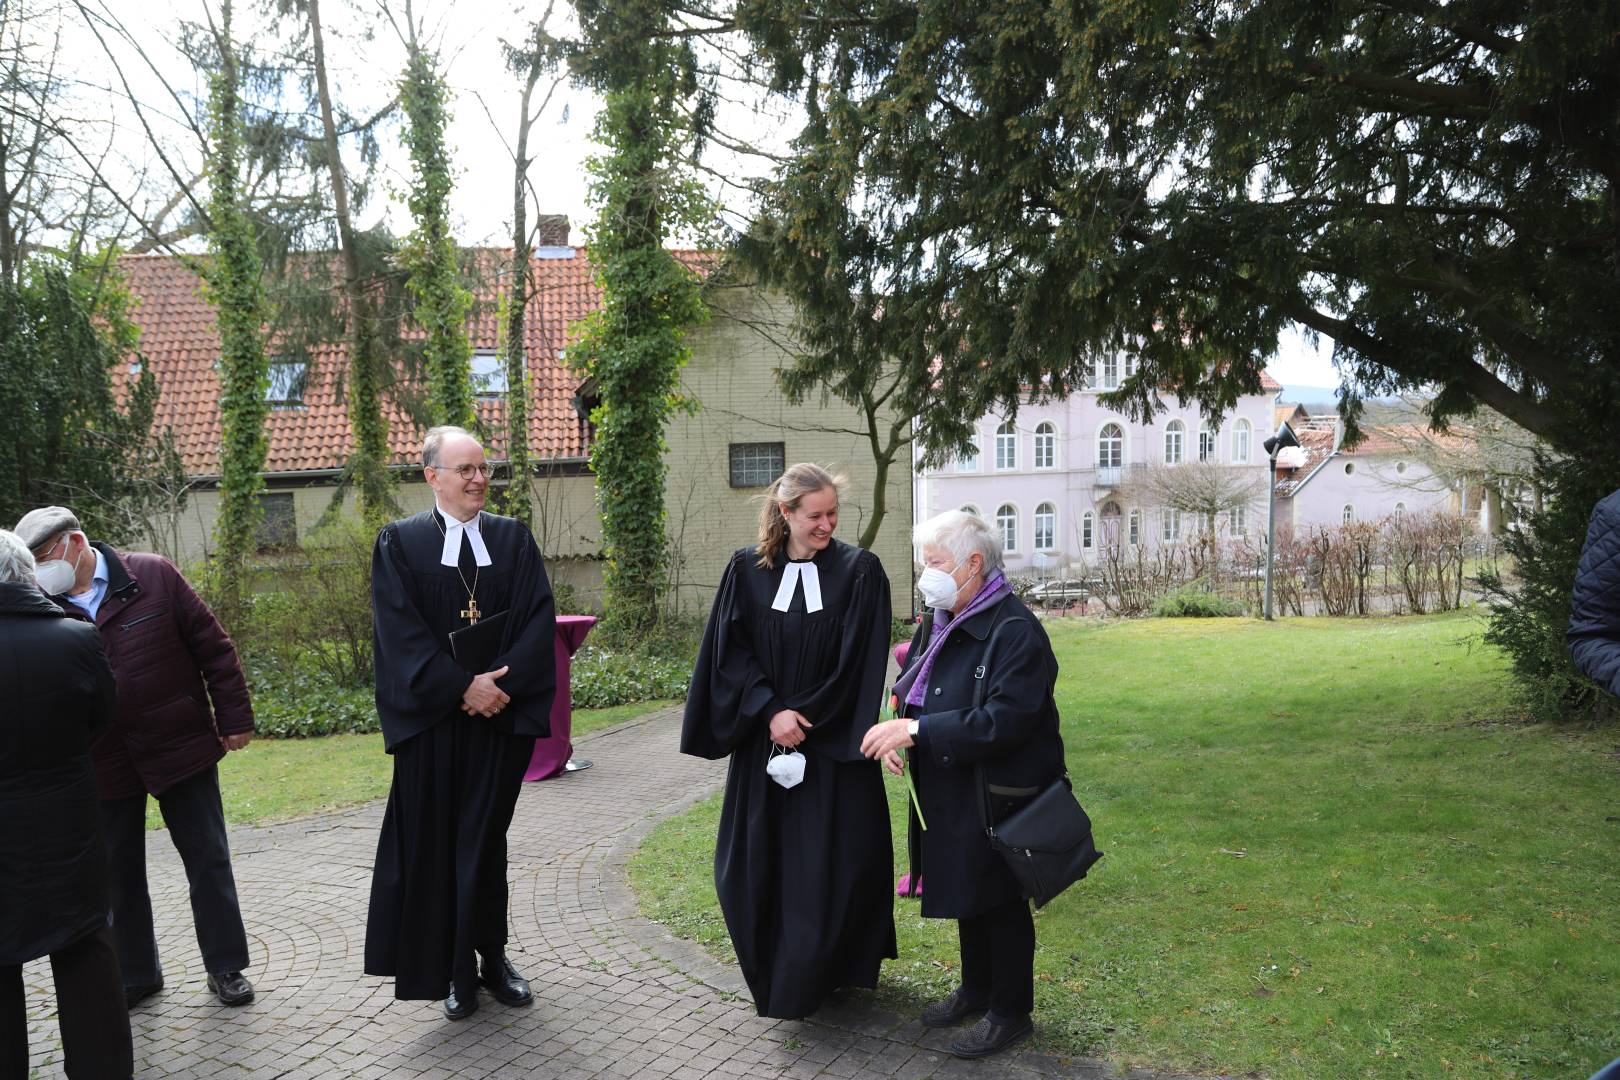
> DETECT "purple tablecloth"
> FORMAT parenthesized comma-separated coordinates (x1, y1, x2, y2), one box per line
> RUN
(525, 614, 598, 781)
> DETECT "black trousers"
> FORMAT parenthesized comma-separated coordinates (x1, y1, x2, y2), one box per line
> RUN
(100, 765, 250, 987)
(1, 925, 133, 1080)
(958, 896, 1036, 1021)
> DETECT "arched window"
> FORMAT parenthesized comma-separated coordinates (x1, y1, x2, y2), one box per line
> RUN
(1034, 422, 1057, 469)
(1162, 508, 1182, 542)
(995, 420, 1017, 470)
(1164, 420, 1185, 465)
(1128, 508, 1142, 546)
(1232, 419, 1252, 464)
(996, 504, 1018, 552)
(1035, 503, 1057, 550)
(960, 504, 981, 518)
(1198, 422, 1217, 462)
(1228, 504, 1247, 537)
(1393, 502, 1407, 524)
(1080, 509, 1094, 550)
(1097, 423, 1124, 468)
(1342, 504, 1356, 524)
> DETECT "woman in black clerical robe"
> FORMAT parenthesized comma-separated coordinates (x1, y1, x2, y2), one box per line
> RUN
(680, 463, 896, 1019)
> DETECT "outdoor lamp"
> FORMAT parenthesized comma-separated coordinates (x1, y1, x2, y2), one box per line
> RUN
(1262, 422, 1301, 620)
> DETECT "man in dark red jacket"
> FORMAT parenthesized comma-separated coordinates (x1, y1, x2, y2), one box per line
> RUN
(15, 506, 258, 1009)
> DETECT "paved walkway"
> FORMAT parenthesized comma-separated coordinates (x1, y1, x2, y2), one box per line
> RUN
(23, 707, 1210, 1080)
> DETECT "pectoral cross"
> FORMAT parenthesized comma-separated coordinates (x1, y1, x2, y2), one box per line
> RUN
(460, 597, 482, 624)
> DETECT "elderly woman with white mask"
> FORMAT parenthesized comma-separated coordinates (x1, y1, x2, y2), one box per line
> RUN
(861, 509, 1070, 1059)
(681, 463, 897, 1019)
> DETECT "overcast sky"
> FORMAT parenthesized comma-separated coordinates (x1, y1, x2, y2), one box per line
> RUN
(67, 0, 1340, 388)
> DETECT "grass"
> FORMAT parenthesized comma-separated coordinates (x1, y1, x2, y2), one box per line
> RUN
(144, 698, 678, 830)
(629, 611, 1620, 1079)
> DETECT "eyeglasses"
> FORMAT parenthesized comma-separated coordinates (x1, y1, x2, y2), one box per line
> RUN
(431, 462, 494, 480)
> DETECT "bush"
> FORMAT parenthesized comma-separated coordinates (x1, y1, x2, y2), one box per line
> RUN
(570, 644, 692, 708)
(1150, 584, 1244, 618)
(235, 519, 376, 689)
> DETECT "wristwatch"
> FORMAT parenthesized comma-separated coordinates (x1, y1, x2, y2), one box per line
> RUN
(906, 719, 919, 738)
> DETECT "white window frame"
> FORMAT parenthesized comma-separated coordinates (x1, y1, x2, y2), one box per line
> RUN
(995, 421, 1018, 471)
(1228, 504, 1247, 537)
(1097, 353, 1120, 390)
(1096, 423, 1124, 469)
(470, 348, 507, 397)
(1393, 502, 1406, 523)
(960, 504, 981, 518)
(1128, 508, 1142, 547)
(1035, 503, 1057, 551)
(1232, 419, 1252, 464)
(1080, 509, 1094, 550)
(1198, 422, 1217, 462)
(1033, 422, 1057, 469)
(1162, 508, 1182, 543)
(996, 503, 1019, 553)
(1342, 504, 1356, 524)
(1164, 420, 1185, 465)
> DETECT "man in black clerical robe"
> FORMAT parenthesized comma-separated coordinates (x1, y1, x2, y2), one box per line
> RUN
(364, 426, 556, 1020)
(680, 537, 896, 1019)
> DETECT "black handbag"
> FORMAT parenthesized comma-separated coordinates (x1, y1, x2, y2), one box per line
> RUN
(971, 616, 1103, 909)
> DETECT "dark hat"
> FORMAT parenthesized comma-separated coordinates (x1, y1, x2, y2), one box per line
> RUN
(13, 506, 83, 550)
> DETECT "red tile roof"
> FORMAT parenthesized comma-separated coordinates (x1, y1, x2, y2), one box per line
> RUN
(1273, 425, 1337, 497)
(114, 249, 706, 477)
(1342, 423, 1473, 457)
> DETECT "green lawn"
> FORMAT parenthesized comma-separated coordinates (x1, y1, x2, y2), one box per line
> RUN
(629, 612, 1620, 1079)
(145, 698, 679, 830)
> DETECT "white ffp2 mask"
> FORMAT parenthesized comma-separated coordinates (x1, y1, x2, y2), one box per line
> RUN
(917, 566, 961, 610)
(766, 747, 806, 789)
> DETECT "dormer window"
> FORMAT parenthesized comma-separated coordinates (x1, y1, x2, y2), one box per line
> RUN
(471, 350, 507, 398)
(266, 360, 308, 408)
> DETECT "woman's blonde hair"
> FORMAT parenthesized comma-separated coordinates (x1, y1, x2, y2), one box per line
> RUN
(755, 463, 845, 569)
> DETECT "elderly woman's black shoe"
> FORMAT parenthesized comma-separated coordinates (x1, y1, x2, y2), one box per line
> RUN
(919, 987, 990, 1028)
(949, 1015, 1034, 1058)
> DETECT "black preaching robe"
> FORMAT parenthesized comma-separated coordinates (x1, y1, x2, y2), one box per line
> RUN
(680, 539, 896, 1019)
(364, 509, 556, 1001)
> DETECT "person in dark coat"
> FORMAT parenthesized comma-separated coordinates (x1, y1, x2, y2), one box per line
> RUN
(681, 463, 897, 1019)
(0, 529, 133, 1079)
(363, 426, 557, 1021)
(1569, 488, 1620, 697)
(14, 506, 257, 1010)
(861, 509, 1066, 1059)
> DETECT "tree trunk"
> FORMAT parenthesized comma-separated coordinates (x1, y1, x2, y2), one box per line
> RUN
(308, 0, 391, 528)
(502, 57, 541, 529)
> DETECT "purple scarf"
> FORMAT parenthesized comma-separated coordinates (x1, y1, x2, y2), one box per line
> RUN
(894, 569, 1011, 708)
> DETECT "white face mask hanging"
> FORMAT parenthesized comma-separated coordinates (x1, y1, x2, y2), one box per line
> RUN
(766, 744, 806, 789)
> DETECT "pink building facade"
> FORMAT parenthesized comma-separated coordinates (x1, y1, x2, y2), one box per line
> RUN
(914, 367, 1281, 574)
(916, 377, 1477, 577)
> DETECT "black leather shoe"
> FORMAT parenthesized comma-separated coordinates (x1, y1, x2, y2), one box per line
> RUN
(949, 1015, 1034, 1058)
(125, 982, 163, 1009)
(478, 953, 533, 1007)
(919, 987, 990, 1028)
(443, 984, 478, 1020)
(207, 971, 255, 1006)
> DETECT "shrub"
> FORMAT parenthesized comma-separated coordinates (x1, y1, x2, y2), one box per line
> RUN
(1150, 584, 1244, 618)
(240, 653, 379, 738)
(234, 519, 375, 689)
(570, 644, 692, 708)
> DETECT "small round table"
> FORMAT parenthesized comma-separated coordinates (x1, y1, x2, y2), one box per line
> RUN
(524, 614, 598, 781)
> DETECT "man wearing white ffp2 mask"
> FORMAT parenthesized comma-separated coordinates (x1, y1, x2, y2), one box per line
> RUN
(32, 530, 87, 597)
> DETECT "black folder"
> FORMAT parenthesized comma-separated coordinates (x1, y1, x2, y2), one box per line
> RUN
(448, 609, 509, 674)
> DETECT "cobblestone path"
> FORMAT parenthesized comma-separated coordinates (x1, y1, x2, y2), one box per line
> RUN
(22, 707, 1214, 1080)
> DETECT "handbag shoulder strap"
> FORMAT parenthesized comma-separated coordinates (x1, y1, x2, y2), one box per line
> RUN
(971, 605, 1028, 836)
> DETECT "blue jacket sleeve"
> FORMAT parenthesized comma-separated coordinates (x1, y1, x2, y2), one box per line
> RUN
(1568, 493, 1620, 698)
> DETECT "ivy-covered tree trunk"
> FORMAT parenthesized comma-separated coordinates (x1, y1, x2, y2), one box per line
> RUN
(204, 0, 271, 623)
(399, 40, 474, 431)
(307, 0, 392, 529)
(573, 0, 711, 639)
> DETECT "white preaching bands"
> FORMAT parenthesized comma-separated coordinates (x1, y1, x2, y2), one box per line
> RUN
(771, 560, 823, 613)
(436, 503, 492, 569)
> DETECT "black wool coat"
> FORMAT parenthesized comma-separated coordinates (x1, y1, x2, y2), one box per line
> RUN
(899, 591, 1067, 920)
(0, 581, 118, 965)
(1569, 488, 1620, 698)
